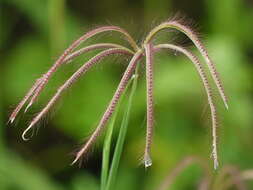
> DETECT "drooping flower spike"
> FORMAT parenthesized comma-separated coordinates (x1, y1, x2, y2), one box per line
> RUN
(72, 50, 143, 164)
(155, 44, 218, 169)
(9, 26, 139, 123)
(21, 47, 135, 141)
(144, 43, 154, 168)
(144, 19, 228, 110)
(9, 18, 227, 169)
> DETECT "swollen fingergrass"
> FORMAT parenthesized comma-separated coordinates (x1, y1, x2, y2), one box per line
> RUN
(10, 17, 228, 170)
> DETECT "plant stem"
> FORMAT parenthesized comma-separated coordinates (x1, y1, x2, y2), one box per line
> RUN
(101, 68, 137, 190)
(100, 82, 131, 190)
(105, 67, 139, 190)
(101, 112, 117, 190)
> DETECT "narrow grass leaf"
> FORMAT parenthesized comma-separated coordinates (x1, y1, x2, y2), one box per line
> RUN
(100, 76, 135, 190)
(105, 69, 139, 190)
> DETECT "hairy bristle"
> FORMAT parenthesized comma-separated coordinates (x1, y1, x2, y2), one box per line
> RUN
(144, 43, 154, 168)
(167, 20, 228, 109)
(22, 48, 133, 141)
(11, 19, 227, 170)
(168, 13, 200, 33)
(8, 78, 42, 123)
(24, 26, 139, 113)
(144, 20, 228, 110)
(72, 50, 143, 164)
(64, 43, 133, 63)
(155, 44, 219, 169)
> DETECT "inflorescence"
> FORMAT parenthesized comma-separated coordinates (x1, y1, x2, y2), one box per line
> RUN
(9, 17, 228, 169)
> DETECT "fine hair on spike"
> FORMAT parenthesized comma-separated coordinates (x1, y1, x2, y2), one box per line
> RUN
(144, 43, 154, 168)
(155, 44, 219, 169)
(9, 26, 139, 123)
(22, 48, 133, 141)
(144, 19, 228, 110)
(8, 78, 41, 124)
(72, 50, 143, 164)
(25, 26, 139, 112)
(70, 138, 94, 167)
(10, 19, 227, 170)
(168, 12, 199, 31)
(64, 43, 134, 63)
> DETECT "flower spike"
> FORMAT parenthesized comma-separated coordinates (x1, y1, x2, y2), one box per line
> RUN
(10, 26, 138, 122)
(155, 44, 219, 169)
(8, 78, 41, 124)
(22, 48, 133, 140)
(144, 43, 154, 168)
(145, 20, 228, 110)
(25, 26, 138, 112)
(11, 20, 227, 169)
(72, 50, 143, 164)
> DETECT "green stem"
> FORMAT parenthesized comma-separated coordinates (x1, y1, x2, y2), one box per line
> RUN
(101, 69, 137, 190)
(105, 67, 139, 190)
(101, 112, 117, 190)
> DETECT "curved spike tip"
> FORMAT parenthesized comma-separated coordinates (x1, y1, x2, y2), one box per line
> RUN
(21, 125, 33, 141)
(24, 101, 33, 113)
(22, 132, 30, 141)
(214, 159, 219, 170)
(71, 156, 80, 166)
(211, 149, 219, 170)
(8, 117, 15, 124)
(225, 103, 229, 110)
(71, 149, 84, 165)
(144, 154, 152, 168)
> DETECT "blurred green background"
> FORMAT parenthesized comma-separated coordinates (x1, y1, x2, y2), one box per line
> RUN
(1, 0, 253, 189)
